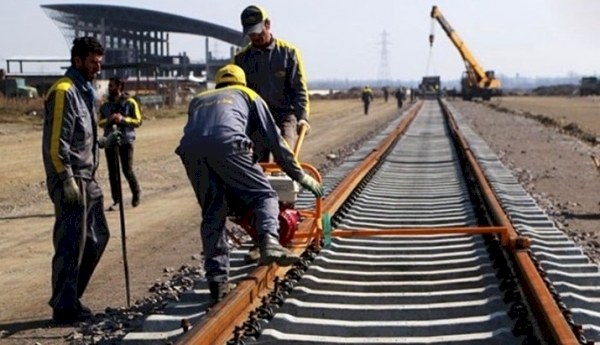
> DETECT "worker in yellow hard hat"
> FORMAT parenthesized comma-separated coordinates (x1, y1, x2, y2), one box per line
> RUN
(174, 64, 323, 304)
(361, 85, 374, 115)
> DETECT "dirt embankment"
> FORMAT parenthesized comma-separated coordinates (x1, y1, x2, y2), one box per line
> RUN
(483, 96, 600, 146)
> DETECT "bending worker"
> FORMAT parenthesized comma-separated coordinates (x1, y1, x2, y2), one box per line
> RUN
(232, 4, 311, 263)
(175, 64, 324, 303)
(42, 37, 120, 325)
(98, 77, 142, 210)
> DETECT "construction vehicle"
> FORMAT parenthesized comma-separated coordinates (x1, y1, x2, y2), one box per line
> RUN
(0, 70, 38, 98)
(429, 6, 501, 101)
(580, 77, 600, 96)
(419, 75, 442, 99)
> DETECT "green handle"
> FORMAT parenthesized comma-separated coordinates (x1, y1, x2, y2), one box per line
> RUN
(322, 213, 332, 248)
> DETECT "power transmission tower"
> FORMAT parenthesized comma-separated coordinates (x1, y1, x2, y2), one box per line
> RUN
(377, 30, 391, 86)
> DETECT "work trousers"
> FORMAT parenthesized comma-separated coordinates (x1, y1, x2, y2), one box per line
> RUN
(363, 101, 371, 115)
(105, 143, 140, 205)
(48, 178, 110, 310)
(180, 152, 279, 283)
(397, 99, 403, 108)
(257, 114, 298, 163)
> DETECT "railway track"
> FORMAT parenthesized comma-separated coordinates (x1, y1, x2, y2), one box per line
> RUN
(122, 100, 600, 345)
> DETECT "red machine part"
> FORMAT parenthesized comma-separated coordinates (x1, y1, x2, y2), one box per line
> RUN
(236, 205, 301, 247)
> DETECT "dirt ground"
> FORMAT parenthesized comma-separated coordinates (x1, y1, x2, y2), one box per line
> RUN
(492, 96, 600, 135)
(454, 96, 600, 262)
(0, 98, 402, 344)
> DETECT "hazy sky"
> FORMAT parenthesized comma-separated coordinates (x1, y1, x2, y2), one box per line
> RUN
(1, 0, 599, 81)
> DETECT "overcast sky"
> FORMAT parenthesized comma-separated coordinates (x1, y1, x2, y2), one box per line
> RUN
(1, 0, 599, 81)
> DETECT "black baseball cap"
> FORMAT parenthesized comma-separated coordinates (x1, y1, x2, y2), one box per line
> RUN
(240, 5, 268, 36)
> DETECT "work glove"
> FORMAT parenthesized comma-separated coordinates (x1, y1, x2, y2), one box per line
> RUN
(105, 130, 123, 149)
(297, 119, 311, 135)
(299, 174, 324, 198)
(63, 176, 81, 206)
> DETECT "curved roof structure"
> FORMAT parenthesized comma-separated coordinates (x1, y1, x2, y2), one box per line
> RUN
(41, 4, 246, 47)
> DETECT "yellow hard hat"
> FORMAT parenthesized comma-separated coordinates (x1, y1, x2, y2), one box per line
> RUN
(215, 64, 246, 86)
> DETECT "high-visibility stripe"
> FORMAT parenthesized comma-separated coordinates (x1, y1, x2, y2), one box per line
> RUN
(47, 78, 73, 174)
(50, 89, 67, 173)
(275, 39, 310, 118)
(193, 84, 259, 102)
(124, 97, 142, 126)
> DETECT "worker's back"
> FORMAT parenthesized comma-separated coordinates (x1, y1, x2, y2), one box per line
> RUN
(179, 85, 256, 156)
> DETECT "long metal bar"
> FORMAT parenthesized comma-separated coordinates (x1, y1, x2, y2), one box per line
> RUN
(441, 100, 579, 345)
(292, 226, 508, 238)
(175, 102, 424, 345)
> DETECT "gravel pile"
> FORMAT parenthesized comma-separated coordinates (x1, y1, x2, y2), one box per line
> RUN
(68, 264, 204, 345)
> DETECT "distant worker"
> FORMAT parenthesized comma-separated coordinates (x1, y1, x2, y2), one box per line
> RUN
(98, 77, 142, 210)
(382, 87, 389, 103)
(42, 37, 120, 325)
(394, 87, 404, 109)
(232, 4, 311, 263)
(361, 85, 374, 115)
(174, 64, 324, 303)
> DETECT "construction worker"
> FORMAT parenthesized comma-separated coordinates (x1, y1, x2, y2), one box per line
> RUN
(394, 87, 404, 108)
(232, 4, 311, 263)
(382, 86, 389, 102)
(42, 37, 120, 325)
(98, 77, 142, 210)
(175, 64, 323, 303)
(361, 85, 374, 115)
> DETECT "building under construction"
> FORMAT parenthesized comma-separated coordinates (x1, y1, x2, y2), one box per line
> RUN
(40, 3, 247, 80)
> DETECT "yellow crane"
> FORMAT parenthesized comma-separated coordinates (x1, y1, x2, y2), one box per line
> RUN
(430, 5, 502, 101)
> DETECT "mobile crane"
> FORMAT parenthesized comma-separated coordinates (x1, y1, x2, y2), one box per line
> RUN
(430, 5, 502, 101)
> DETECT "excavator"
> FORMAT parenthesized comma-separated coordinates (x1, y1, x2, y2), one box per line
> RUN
(429, 5, 502, 101)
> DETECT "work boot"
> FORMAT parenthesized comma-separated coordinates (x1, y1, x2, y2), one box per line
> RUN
(132, 191, 141, 208)
(259, 234, 300, 266)
(208, 282, 234, 305)
(51, 308, 91, 326)
(107, 202, 119, 212)
(75, 301, 93, 317)
(244, 243, 261, 264)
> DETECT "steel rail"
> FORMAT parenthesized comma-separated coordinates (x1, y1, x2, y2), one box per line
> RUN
(441, 100, 580, 345)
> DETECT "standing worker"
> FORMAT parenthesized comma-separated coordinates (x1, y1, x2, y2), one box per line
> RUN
(232, 4, 311, 263)
(361, 85, 374, 115)
(382, 86, 389, 103)
(98, 77, 142, 211)
(42, 37, 120, 325)
(394, 87, 404, 109)
(175, 64, 324, 303)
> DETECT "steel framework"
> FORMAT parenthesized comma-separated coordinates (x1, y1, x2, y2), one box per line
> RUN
(41, 4, 246, 78)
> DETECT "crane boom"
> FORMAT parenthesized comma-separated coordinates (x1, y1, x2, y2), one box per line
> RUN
(429, 5, 501, 100)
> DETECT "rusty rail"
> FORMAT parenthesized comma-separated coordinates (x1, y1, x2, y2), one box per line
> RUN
(441, 100, 580, 345)
(292, 226, 509, 238)
(175, 102, 424, 345)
